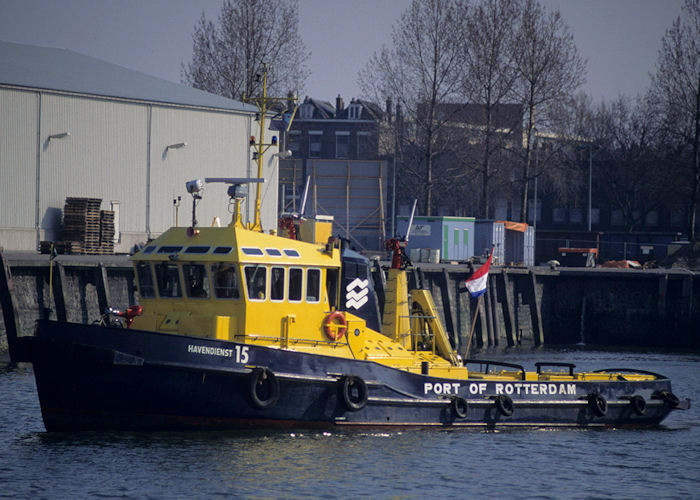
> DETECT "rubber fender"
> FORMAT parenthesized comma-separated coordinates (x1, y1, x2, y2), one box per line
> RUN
(248, 367, 280, 410)
(587, 393, 608, 417)
(451, 396, 468, 419)
(630, 395, 646, 416)
(340, 375, 368, 411)
(494, 394, 514, 417)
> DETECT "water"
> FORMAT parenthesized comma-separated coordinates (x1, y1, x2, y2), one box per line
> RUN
(1, 349, 699, 499)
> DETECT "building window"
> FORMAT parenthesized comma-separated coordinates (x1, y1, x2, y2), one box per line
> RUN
(309, 131, 322, 158)
(553, 207, 566, 223)
(357, 132, 371, 159)
(348, 103, 363, 120)
(336, 131, 349, 159)
(670, 209, 684, 227)
(645, 211, 659, 226)
(288, 130, 301, 157)
(569, 208, 582, 224)
(299, 103, 314, 119)
(611, 209, 624, 226)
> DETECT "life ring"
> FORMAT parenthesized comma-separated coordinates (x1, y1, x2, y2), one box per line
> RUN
(451, 396, 468, 419)
(248, 367, 280, 409)
(494, 394, 514, 417)
(340, 375, 368, 411)
(588, 393, 608, 417)
(659, 391, 680, 408)
(630, 395, 646, 416)
(324, 311, 347, 341)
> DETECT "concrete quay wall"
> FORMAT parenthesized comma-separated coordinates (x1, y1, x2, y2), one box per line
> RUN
(384, 264, 699, 351)
(1, 252, 698, 355)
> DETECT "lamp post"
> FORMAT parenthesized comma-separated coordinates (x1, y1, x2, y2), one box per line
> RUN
(588, 144, 593, 232)
(587, 143, 599, 232)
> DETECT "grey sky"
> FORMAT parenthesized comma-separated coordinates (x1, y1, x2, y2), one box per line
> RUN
(0, 0, 683, 104)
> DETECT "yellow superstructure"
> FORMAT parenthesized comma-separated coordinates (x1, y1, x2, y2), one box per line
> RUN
(130, 217, 471, 378)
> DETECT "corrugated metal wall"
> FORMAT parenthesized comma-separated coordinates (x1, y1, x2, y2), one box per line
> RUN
(307, 159, 387, 251)
(0, 87, 271, 252)
(0, 89, 37, 230)
(39, 95, 147, 238)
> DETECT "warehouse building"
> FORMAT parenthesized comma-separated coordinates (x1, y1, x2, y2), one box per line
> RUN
(0, 41, 280, 253)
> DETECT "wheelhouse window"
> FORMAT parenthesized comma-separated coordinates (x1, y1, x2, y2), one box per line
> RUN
(288, 267, 303, 302)
(155, 262, 182, 298)
(326, 268, 339, 308)
(245, 265, 267, 301)
(183, 263, 210, 299)
(212, 263, 239, 299)
(270, 267, 285, 301)
(307, 268, 321, 302)
(135, 262, 156, 298)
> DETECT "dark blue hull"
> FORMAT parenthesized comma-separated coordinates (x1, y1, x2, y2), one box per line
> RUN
(29, 320, 684, 431)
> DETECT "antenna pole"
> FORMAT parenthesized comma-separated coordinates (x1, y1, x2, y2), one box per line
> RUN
(405, 199, 417, 242)
(251, 67, 268, 232)
(299, 176, 311, 217)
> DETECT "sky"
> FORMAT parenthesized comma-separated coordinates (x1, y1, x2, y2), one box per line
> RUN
(0, 0, 685, 104)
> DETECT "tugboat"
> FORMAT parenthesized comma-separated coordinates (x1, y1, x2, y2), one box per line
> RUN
(11, 72, 689, 432)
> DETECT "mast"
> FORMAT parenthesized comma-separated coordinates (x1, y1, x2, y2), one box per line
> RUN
(248, 65, 296, 232)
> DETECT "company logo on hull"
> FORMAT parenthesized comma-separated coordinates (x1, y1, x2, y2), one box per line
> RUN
(346, 278, 369, 309)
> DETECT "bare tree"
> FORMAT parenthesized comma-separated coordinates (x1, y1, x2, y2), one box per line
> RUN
(649, 0, 700, 240)
(593, 97, 673, 232)
(358, 0, 464, 216)
(512, 0, 586, 223)
(456, 0, 521, 219)
(182, 0, 309, 100)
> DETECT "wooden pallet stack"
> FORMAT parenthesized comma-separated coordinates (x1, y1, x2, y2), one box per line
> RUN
(63, 197, 102, 254)
(99, 210, 115, 254)
(40, 198, 115, 255)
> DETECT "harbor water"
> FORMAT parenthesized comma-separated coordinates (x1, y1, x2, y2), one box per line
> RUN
(1, 348, 698, 500)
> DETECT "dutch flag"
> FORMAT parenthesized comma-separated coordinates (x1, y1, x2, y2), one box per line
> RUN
(465, 248, 493, 299)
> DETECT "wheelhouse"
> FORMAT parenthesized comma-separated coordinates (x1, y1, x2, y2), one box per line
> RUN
(130, 225, 342, 345)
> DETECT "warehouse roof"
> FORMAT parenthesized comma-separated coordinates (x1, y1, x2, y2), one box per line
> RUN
(0, 40, 257, 113)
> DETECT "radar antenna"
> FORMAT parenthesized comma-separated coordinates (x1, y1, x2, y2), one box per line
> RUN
(204, 177, 264, 228)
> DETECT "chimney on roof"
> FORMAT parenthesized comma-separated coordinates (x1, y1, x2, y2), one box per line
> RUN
(386, 97, 393, 123)
(335, 94, 344, 118)
(287, 91, 295, 113)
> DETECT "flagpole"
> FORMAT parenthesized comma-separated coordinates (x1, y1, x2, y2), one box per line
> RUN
(463, 245, 493, 361)
(464, 294, 482, 360)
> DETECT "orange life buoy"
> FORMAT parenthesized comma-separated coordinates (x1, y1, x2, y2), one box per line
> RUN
(323, 311, 347, 341)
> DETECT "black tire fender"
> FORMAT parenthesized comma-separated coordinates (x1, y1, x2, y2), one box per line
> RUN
(248, 367, 280, 410)
(630, 394, 646, 415)
(494, 394, 514, 417)
(451, 396, 468, 419)
(588, 393, 608, 417)
(340, 375, 368, 412)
